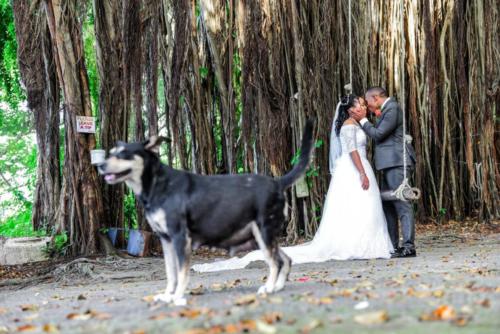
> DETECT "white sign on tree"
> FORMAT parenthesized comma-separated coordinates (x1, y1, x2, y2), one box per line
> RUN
(76, 116, 96, 133)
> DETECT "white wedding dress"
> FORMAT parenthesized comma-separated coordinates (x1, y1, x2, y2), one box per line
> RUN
(192, 122, 393, 273)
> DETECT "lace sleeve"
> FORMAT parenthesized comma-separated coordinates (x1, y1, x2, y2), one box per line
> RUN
(342, 125, 358, 153)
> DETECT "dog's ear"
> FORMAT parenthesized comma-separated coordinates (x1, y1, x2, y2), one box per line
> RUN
(144, 136, 169, 153)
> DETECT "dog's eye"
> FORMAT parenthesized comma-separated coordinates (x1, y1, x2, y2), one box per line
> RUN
(116, 151, 133, 160)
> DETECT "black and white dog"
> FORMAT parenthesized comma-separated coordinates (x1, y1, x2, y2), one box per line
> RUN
(98, 120, 314, 305)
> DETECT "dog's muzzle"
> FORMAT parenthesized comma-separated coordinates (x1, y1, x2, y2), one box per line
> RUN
(97, 163, 131, 183)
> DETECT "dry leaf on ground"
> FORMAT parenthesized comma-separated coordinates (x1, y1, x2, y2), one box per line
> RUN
(234, 294, 257, 306)
(256, 320, 277, 334)
(16, 324, 38, 332)
(20, 305, 38, 312)
(353, 310, 389, 325)
(42, 324, 59, 333)
(190, 285, 204, 295)
(301, 319, 323, 334)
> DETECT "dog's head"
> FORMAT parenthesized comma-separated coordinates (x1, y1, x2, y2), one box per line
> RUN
(98, 136, 167, 189)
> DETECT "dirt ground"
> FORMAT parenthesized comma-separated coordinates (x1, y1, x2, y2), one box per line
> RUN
(1, 223, 499, 334)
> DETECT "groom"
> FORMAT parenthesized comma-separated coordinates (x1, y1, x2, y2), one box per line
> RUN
(350, 87, 417, 258)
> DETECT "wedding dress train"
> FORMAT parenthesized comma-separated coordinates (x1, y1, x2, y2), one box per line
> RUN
(192, 123, 393, 272)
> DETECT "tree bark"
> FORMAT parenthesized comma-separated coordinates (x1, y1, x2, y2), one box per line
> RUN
(45, 0, 104, 255)
(12, 0, 60, 233)
(93, 0, 126, 232)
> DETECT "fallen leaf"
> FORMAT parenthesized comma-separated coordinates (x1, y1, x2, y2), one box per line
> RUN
(433, 290, 445, 298)
(301, 319, 323, 333)
(357, 280, 374, 289)
(226, 279, 242, 288)
(179, 309, 202, 319)
(0, 307, 8, 315)
(326, 279, 339, 286)
(91, 311, 112, 320)
(17, 324, 38, 332)
(179, 329, 208, 334)
(239, 320, 257, 331)
(256, 320, 277, 334)
(42, 324, 59, 333)
(211, 283, 225, 292)
(23, 313, 39, 321)
(149, 312, 169, 320)
(407, 288, 431, 298)
(234, 294, 257, 306)
(354, 310, 389, 325)
(66, 313, 92, 321)
(297, 276, 311, 282)
(20, 305, 38, 312)
(190, 285, 205, 295)
(433, 305, 456, 320)
(131, 330, 146, 334)
(261, 312, 282, 324)
(452, 315, 472, 327)
(318, 297, 334, 305)
(141, 295, 155, 303)
(224, 324, 239, 334)
(476, 298, 490, 308)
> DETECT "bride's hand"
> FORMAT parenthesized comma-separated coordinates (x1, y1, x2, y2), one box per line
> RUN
(360, 173, 369, 190)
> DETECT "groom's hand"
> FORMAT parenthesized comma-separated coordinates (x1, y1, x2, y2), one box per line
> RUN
(350, 107, 366, 122)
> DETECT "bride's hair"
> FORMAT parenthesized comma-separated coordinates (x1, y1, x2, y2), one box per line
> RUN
(335, 94, 358, 136)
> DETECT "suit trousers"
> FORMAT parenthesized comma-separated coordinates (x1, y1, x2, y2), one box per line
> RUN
(381, 166, 415, 250)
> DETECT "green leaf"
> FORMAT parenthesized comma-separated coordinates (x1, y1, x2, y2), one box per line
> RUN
(199, 66, 209, 80)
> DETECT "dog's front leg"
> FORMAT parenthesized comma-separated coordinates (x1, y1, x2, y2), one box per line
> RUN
(171, 229, 192, 306)
(153, 237, 178, 303)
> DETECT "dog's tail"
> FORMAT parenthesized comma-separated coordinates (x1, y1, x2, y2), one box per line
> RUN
(278, 119, 315, 189)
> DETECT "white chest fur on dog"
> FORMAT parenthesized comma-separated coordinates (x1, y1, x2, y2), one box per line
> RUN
(146, 209, 168, 234)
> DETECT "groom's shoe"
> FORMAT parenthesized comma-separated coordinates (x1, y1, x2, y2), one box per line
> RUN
(390, 247, 402, 258)
(394, 247, 416, 258)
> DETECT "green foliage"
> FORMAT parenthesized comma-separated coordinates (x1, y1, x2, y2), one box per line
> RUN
(124, 190, 138, 229)
(0, 208, 38, 237)
(199, 66, 209, 80)
(0, 137, 37, 235)
(42, 232, 68, 257)
(291, 139, 323, 188)
(0, 1, 29, 135)
(0, 1, 24, 109)
(0, 2, 37, 238)
(83, 8, 98, 116)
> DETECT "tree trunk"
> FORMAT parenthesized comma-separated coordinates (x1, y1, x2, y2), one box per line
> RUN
(45, 0, 104, 255)
(93, 0, 126, 233)
(12, 0, 60, 233)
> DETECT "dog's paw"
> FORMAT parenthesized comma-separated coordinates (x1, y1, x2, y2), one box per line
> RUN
(273, 282, 285, 292)
(153, 293, 173, 303)
(173, 297, 187, 306)
(257, 285, 273, 295)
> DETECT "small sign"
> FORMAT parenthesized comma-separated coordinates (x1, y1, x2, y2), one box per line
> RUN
(295, 176, 309, 198)
(76, 116, 96, 133)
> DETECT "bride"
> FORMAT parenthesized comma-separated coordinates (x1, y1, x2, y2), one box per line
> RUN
(192, 95, 393, 272)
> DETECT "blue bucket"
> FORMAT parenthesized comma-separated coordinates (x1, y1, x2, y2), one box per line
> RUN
(127, 229, 147, 256)
(107, 228, 124, 246)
